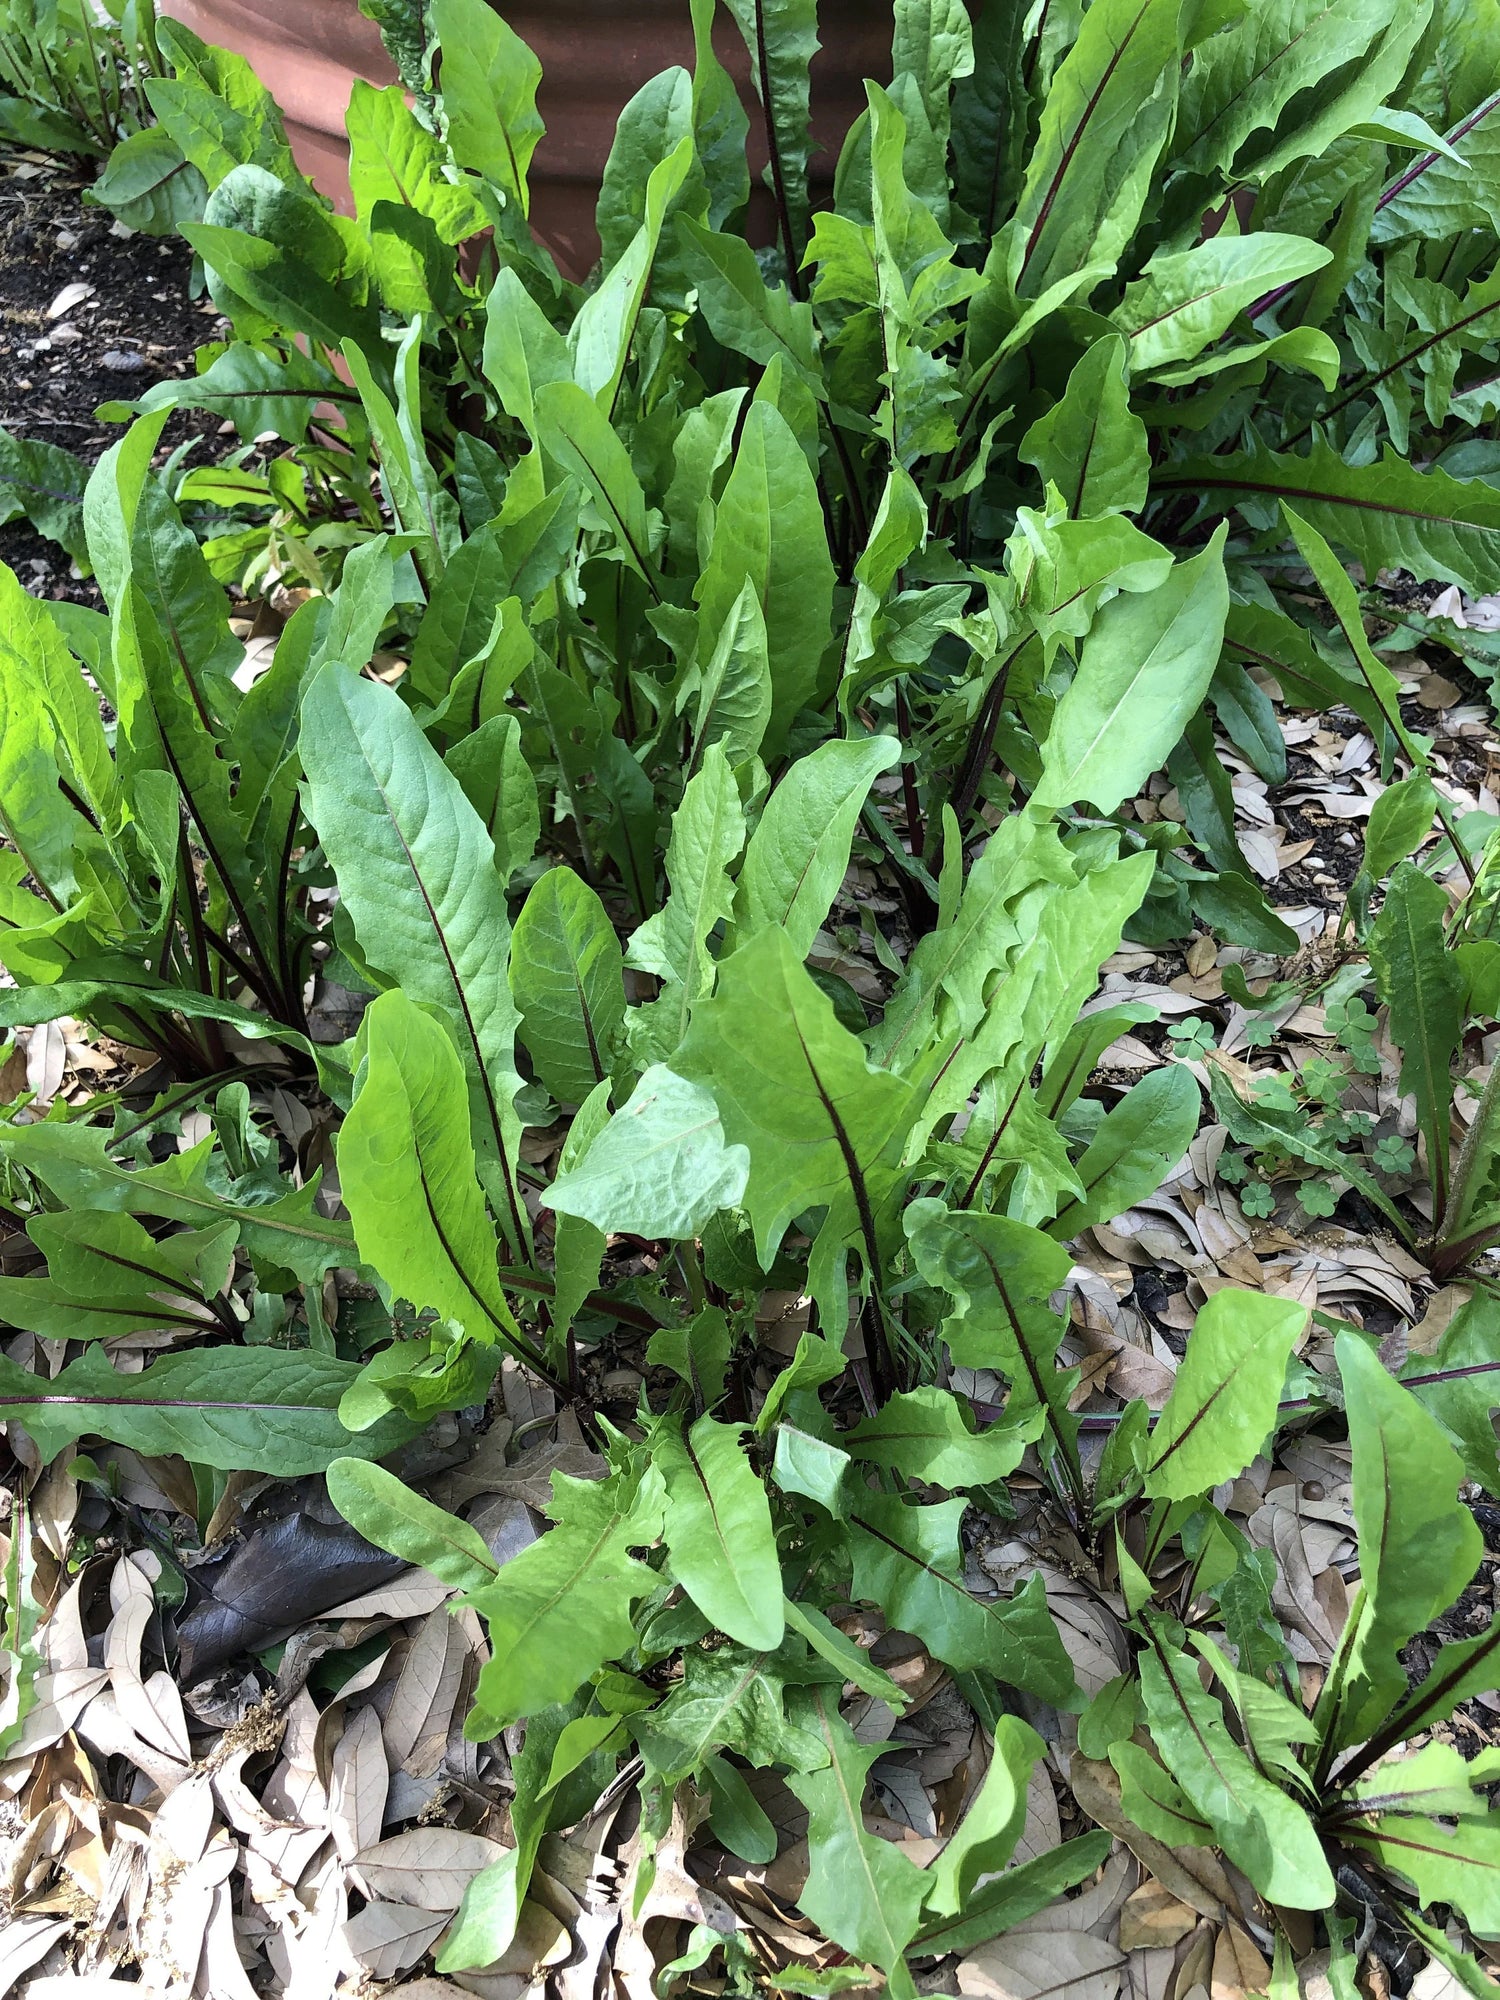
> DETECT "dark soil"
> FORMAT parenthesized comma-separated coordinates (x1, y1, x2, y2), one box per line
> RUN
(0, 146, 227, 603)
(1402, 1501, 1500, 1738)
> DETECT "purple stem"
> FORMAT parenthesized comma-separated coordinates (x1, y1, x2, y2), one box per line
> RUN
(1246, 90, 1500, 324)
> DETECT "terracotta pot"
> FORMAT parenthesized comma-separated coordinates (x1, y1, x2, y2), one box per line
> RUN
(161, 0, 893, 278)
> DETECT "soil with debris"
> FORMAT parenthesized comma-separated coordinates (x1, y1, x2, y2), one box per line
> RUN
(0, 146, 227, 602)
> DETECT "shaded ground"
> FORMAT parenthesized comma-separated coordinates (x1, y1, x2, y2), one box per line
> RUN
(0, 146, 225, 601)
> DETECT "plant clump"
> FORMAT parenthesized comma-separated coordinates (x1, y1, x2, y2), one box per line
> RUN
(1, 0, 1500, 1993)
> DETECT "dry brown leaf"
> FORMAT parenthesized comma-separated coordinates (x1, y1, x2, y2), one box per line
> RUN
(23, 1021, 67, 1109)
(354, 1826, 510, 1911)
(4, 1665, 110, 1763)
(1119, 1879, 1197, 1952)
(141, 1834, 236, 1992)
(440, 1894, 571, 1989)
(1010, 1765, 1063, 1868)
(1093, 982, 1206, 1020)
(558, 1904, 631, 2000)
(0, 1041, 27, 1103)
(341, 1899, 448, 1979)
(0, 1910, 68, 1995)
(979, 1550, 1128, 1701)
(1098, 1035, 1162, 1072)
(958, 1929, 1125, 2000)
(1185, 937, 1217, 978)
(613, 1815, 739, 1999)
(464, 1492, 541, 1567)
(51, 1801, 107, 1909)
(73, 1689, 189, 1797)
(1194, 1206, 1255, 1269)
(199, 1877, 260, 2000)
(1407, 1955, 1481, 2000)
(202, 1468, 266, 1546)
(320, 1570, 451, 1621)
(211, 1745, 326, 1894)
(261, 1847, 355, 1995)
(1247, 1506, 1343, 1661)
(39, 1575, 89, 1675)
(1212, 1921, 1271, 2000)
(848, 1694, 900, 1746)
(871, 1757, 937, 1837)
(6, 1801, 70, 1910)
(1237, 830, 1282, 881)
(383, 1608, 475, 1778)
(1012, 1850, 1136, 1939)
(1177, 1925, 1218, 2000)
(1123, 1943, 1179, 2000)
(259, 1690, 329, 1835)
(1067, 1758, 1239, 1924)
(101, 1559, 191, 1775)
(22, 1981, 136, 2000)
(485, 1436, 607, 1510)
(1106, 1343, 1178, 1406)
(1417, 673, 1462, 709)
(327, 1703, 388, 1861)
(371, 1984, 474, 2000)
(1260, 1464, 1349, 1524)
(1408, 1284, 1473, 1355)
(148, 1771, 214, 1867)
(500, 1358, 556, 1429)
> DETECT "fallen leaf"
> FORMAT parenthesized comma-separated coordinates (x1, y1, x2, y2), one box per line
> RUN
(1119, 1879, 1197, 1951)
(46, 280, 94, 319)
(0, 1911, 68, 1995)
(176, 1507, 405, 1677)
(321, 1571, 452, 1621)
(354, 1827, 510, 1911)
(327, 1704, 388, 1861)
(1416, 673, 1461, 710)
(21, 1981, 134, 1999)
(381, 1610, 465, 1777)
(1212, 1920, 1271, 2000)
(1067, 1757, 1241, 1923)
(1012, 1850, 1136, 1938)
(368, 1983, 475, 2000)
(201, 1878, 261, 2000)
(958, 1929, 1124, 2000)
(342, 1899, 448, 1978)
(1407, 1284, 1472, 1356)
